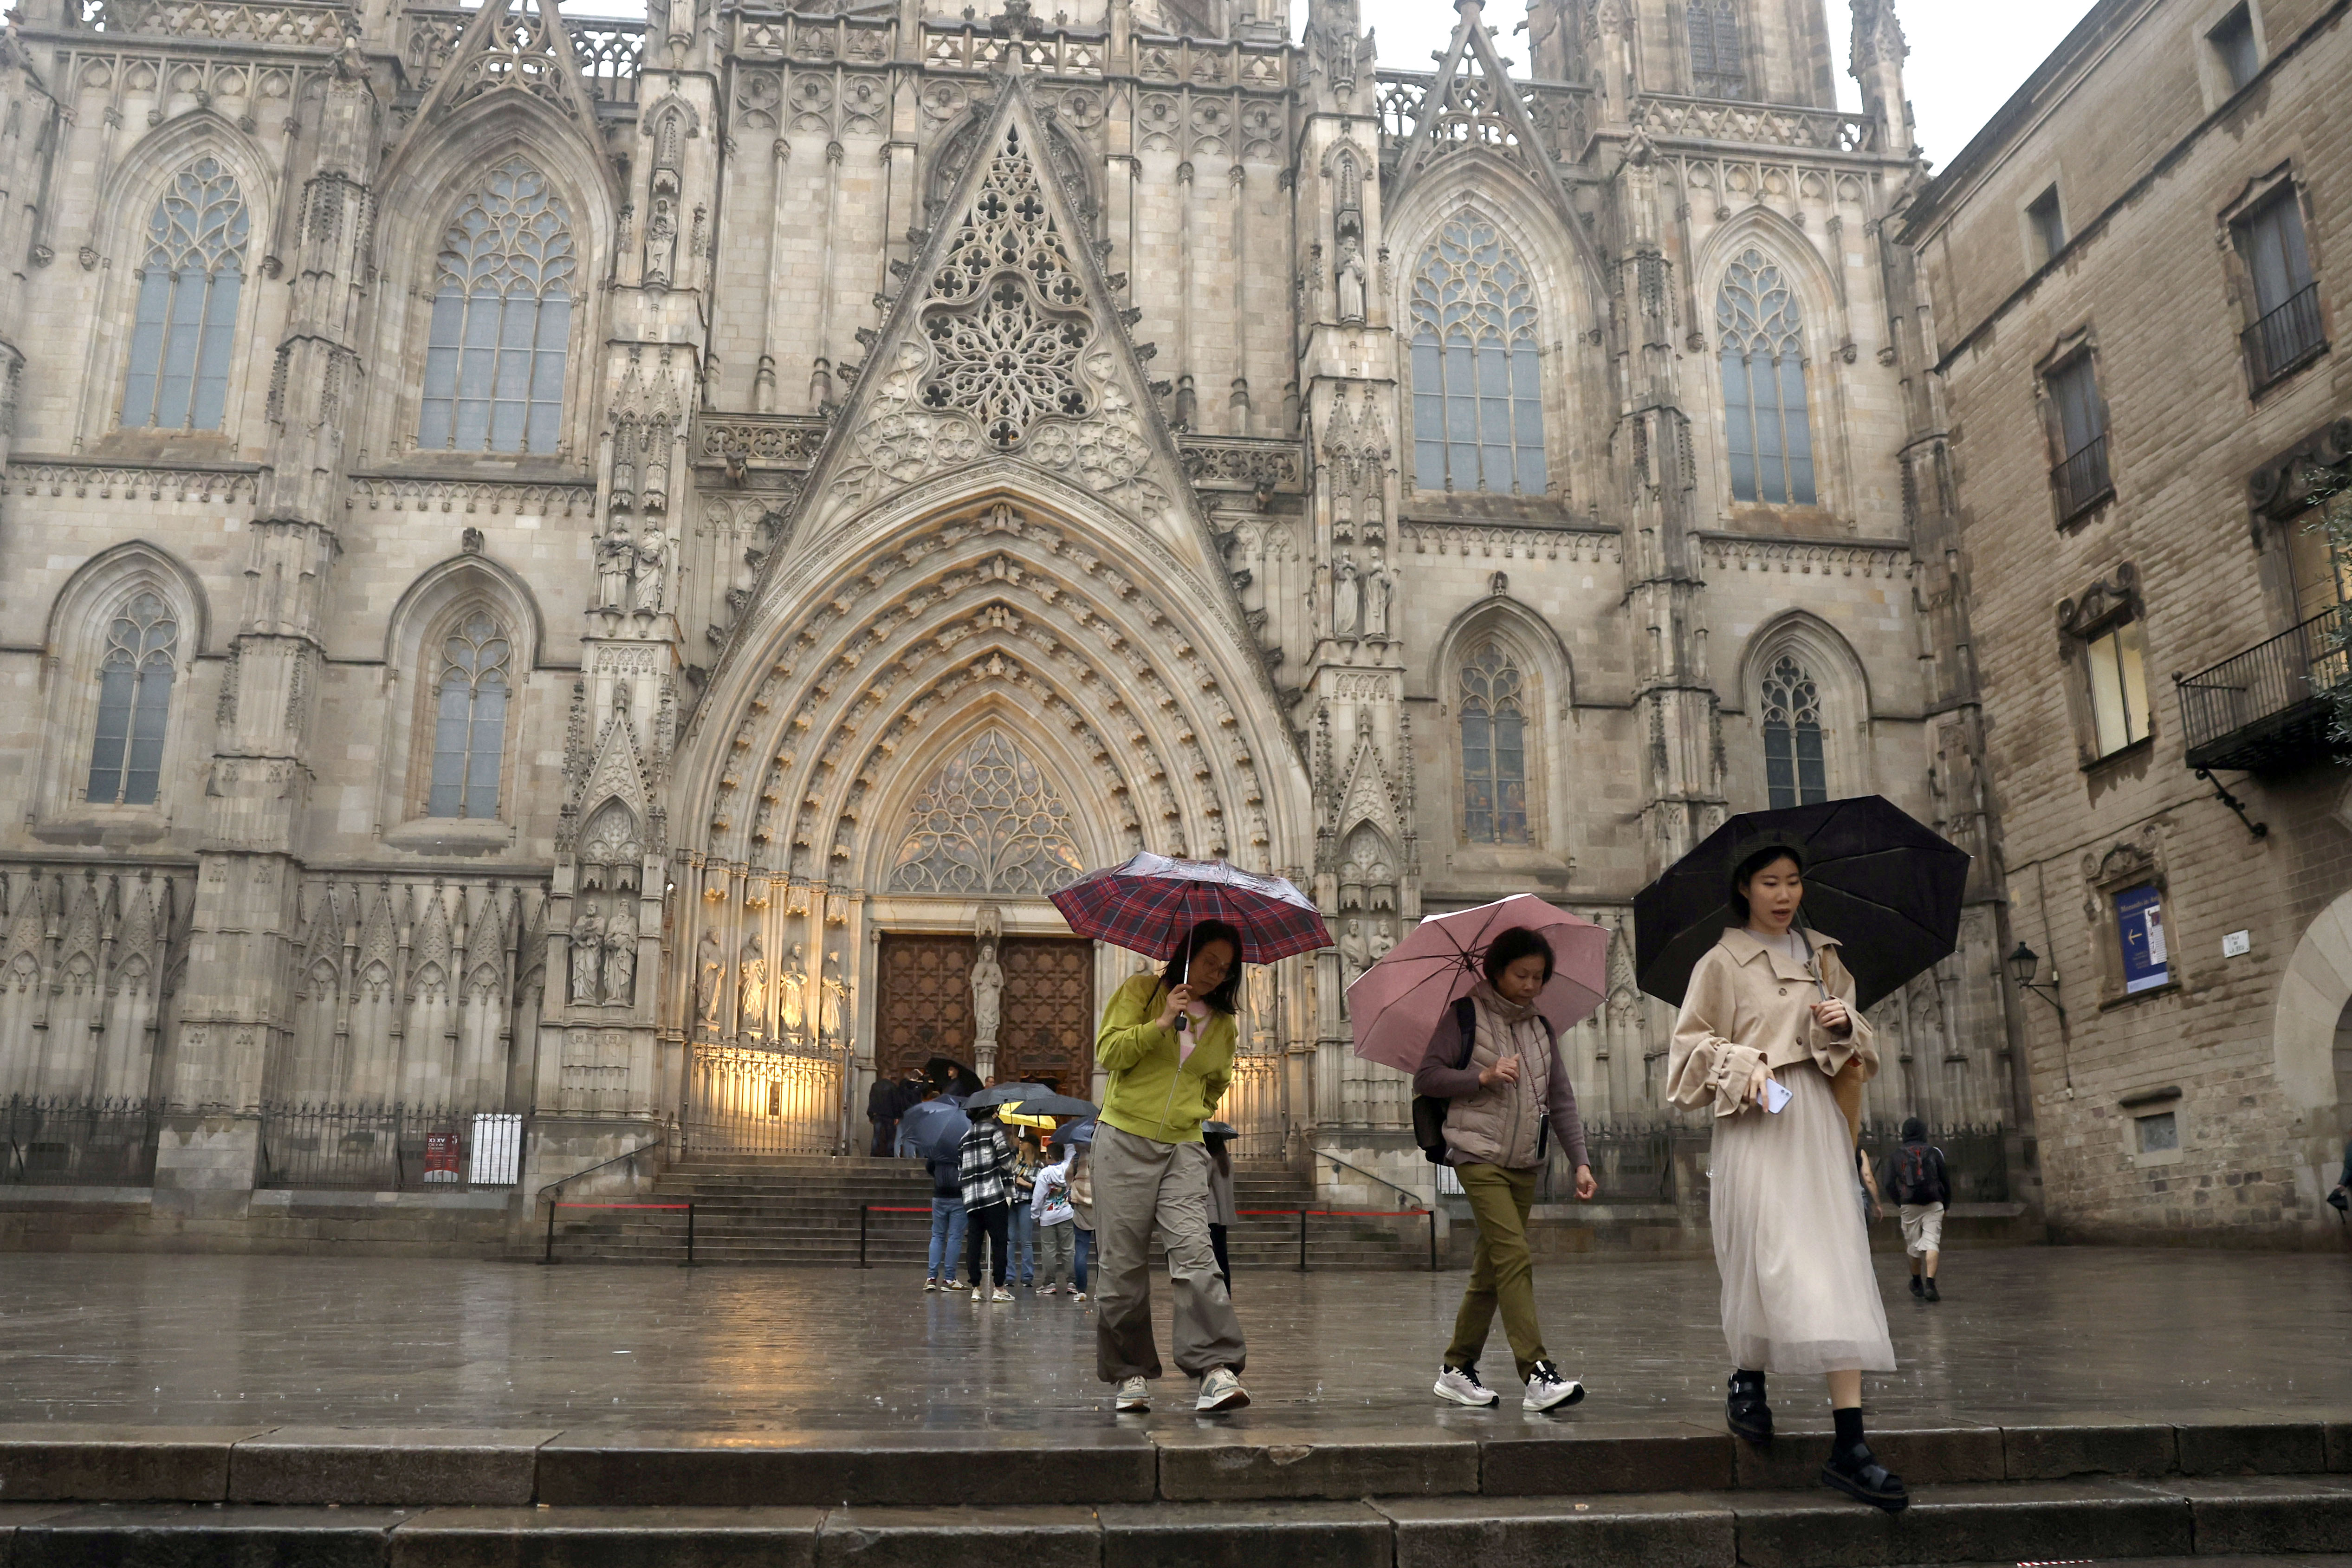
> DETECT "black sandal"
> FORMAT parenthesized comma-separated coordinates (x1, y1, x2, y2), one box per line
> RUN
(1725, 1369, 1772, 1442)
(1821, 1441, 1909, 1511)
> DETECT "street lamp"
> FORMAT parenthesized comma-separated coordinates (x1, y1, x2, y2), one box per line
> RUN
(2007, 942, 2067, 1024)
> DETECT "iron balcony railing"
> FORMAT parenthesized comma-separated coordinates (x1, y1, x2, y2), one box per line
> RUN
(2176, 603, 2351, 772)
(2051, 433, 2113, 522)
(1, 1097, 162, 1186)
(2244, 283, 2327, 391)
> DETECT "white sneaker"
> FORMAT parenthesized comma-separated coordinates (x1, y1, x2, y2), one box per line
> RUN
(1115, 1376, 1151, 1412)
(1433, 1364, 1501, 1408)
(923, 1278, 939, 1292)
(1196, 1367, 1251, 1412)
(991, 1287, 1014, 1302)
(1073, 1290, 1088, 1302)
(1523, 1361, 1586, 1413)
(1040, 1284, 1059, 1296)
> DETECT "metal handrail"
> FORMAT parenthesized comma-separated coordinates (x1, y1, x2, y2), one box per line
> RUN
(1308, 1141, 1430, 1213)
(535, 1139, 661, 1205)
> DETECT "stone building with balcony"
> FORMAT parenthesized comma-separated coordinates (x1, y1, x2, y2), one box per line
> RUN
(0, 0, 2033, 1250)
(1898, 0, 2352, 1244)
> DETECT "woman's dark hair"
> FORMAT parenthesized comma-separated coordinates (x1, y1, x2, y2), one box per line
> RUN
(1728, 842, 1806, 924)
(1162, 918, 1245, 1014)
(1482, 927, 1556, 986)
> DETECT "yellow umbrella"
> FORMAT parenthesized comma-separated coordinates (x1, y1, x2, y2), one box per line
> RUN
(999, 1108, 1058, 1130)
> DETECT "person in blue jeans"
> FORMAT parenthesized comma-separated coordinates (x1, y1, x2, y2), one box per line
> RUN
(1009, 1129, 1043, 1286)
(925, 1153, 967, 1291)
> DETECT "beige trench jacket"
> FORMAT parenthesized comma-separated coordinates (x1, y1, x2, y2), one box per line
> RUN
(1665, 928, 1878, 1119)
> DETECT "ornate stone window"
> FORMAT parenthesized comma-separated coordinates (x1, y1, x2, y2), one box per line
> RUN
(2059, 565, 2153, 764)
(1716, 247, 1817, 506)
(890, 731, 1086, 895)
(418, 158, 576, 455)
(1409, 214, 1546, 497)
(121, 156, 249, 433)
(1459, 641, 1529, 843)
(426, 610, 511, 819)
(918, 125, 1093, 451)
(87, 592, 178, 807)
(1687, 0, 1748, 98)
(1760, 654, 1827, 808)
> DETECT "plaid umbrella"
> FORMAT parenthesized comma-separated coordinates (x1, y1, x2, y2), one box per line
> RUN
(1048, 852, 1332, 966)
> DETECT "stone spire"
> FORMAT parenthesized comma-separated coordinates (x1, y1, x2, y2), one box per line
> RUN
(1851, 0, 1914, 155)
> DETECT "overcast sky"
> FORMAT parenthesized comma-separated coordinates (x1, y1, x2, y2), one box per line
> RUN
(1348, 0, 2103, 172)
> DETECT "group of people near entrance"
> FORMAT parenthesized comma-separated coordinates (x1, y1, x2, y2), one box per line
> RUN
(910, 842, 1939, 1507)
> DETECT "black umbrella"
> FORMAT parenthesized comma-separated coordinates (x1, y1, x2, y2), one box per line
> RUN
(964, 1081, 1056, 1111)
(998, 1092, 1099, 1118)
(924, 1057, 980, 1098)
(1633, 797, 1969, 1012)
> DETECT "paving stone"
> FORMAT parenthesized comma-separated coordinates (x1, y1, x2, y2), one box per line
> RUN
(10, 1503, 412, 1568)
(1985, 1412, 2178, 1478)
(2175, 1414, 2330, 1475)
(1376, 1491, 1734, 1568)
(2330, 1419, 2352, 1474)
(1152, 1424, 1476, 1501)
(1729, 1479, 2192, 1568)
(1098, 1501, 1389, 1568)
(815, 1505, 1100, 1568)
(537, 1430, 1153, 1508)
(0, 1425, 266, 1503)
(1476, 1420, 1733, 1495)
(1730, 1419, 2005, 1490)
(230, 1427, 557, 1506)
(2151, 1475, 2352, 1554)
(388, 1507, 824, 1568)
(0, 1505, 78, 1568)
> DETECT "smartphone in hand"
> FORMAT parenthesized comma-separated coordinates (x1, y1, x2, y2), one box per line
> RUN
(1763, 1079, 1793, 1114)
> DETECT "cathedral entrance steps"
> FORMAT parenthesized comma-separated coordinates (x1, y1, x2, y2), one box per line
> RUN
(0, 1419, 2347, 1566)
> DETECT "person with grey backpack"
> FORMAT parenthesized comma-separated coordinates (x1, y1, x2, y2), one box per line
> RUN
(1883, 1118, 1950, 1302)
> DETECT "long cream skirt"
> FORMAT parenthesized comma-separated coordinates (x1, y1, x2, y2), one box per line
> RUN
(1709, 1065, 1896, 1375)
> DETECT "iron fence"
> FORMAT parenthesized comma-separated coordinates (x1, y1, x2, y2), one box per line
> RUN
(0, 1097, 161, 1186)
(1533, 1118, 1711, 1205)
(257, 1105, 524, 1191)
(2177, 603, 2351, 770)
(2244, 283, 2326, 390)
(2051, 433, 2113, 521)
(1862, 1121, 2012, 1205)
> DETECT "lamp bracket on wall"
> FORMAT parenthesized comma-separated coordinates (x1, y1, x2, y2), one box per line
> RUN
(2193, 767, 2269, 842)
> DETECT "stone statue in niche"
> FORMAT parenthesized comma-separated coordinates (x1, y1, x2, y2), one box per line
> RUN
(1335, 233, 1367, 324)
(738, 933, 768, 1037)
(602, 902, 638, 1006)
(568, 906, 604, 1006)
(779, 942, 810, 1037)
(970, 934, 1004, 1061)
(1333, 555, 1361, 641)
(1338, 917, 1368, 992)
(596, 520, 633, 610)
(695, 928, 726, 1025)
(821, 949, 848, 1041)
(1367, 919, 1397, 968)
(1363, 551, 1391, 639)
(633, 527, 669, 615)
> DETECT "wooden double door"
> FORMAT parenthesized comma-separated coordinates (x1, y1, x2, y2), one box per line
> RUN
(874, 933, 1095, 1092)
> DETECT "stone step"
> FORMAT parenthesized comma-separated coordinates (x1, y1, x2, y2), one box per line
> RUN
(4, 1477, 2351, 1568)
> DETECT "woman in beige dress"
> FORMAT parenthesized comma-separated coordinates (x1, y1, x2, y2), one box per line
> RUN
(1666, 842, 1905, 1511)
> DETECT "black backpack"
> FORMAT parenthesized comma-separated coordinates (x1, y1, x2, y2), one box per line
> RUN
(1889, 1142, 1944, 1205)
(1411, 998, 1554, 1166)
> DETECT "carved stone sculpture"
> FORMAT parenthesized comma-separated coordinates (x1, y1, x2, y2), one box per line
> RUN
(602, 902, 637, 1006)
(1333, 556, 1361, 641)
(820, 949, 848, 1040)
(568, 908, 604, 1005)
(1335, 234, 1367, 324)
(596, 520, 633, 610)
(1363, 551, 1392, 639)
(738, 933, 768, 1036)
(779, 941, 810, 1037)
(695, 927, 725, 1025)
(634, 527, 669, 614)
(970, 934, 1004, 1056)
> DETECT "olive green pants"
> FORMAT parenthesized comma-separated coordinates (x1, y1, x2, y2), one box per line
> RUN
(1445, 1161, 1549, 1382)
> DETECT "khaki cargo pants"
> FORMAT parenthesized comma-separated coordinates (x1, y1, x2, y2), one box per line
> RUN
(1091, 1123, 1247, 1382)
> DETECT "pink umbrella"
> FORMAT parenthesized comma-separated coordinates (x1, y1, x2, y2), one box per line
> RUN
(1347, 895, 1609, 1074)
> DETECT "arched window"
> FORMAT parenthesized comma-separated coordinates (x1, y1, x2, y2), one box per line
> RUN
(1717, 247, 1817, 506)
(1460, 641, 1529, 843)
(426, 611, 511, 818)
(121, 156, 249, 433)
(1409, 215, 1545, 497)
(87, 592, 178, 806)
(1688, 0, 1748, 98)
(418, 159, 576, 455)
(1760, 654, 1827, 808)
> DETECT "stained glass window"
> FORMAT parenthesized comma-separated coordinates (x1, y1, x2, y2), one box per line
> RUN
(87, 592, 177, 807)
(1688, 0, 1748, 98)
(1761, 654, 1827, 808)
(427, 611, 511, 818)
(891, 731, 1087, 894)
(1410, 215, 1546, 497)
(418, 159, 575, 454)
(121, 157, 248, 432)
(1717, 247, 1816, 505)
(1460, 641, 1529, 843)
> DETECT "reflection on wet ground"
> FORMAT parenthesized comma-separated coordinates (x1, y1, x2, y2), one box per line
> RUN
(0, 1247, 2344, 1431)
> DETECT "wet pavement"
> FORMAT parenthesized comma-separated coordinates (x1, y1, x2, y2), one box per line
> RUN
(0, 1248, 2344, 1432)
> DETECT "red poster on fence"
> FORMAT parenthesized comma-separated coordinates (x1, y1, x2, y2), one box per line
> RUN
(424, 1132, 463, 1183)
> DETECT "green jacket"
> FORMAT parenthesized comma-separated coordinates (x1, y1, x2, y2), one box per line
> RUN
(1096, 972, 1236, 1145)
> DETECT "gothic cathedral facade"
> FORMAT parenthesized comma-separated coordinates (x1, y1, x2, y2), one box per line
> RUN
(0, 0, 2023, 1210)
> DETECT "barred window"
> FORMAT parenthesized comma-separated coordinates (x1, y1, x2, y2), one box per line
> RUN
(1410, 215, 1547, 497)
(1460, 641, 1529, 843)
(87, 593, 177, 807)
(121, 157, 248, 433)
(1717, 248, 1817, 506)
(427, 611, 511, 819)
(418, 159, 575, 455)
(2047, 354, 2111, 518)
(1688, 0, 1747, 98)
(1760, 654, 1826, 808)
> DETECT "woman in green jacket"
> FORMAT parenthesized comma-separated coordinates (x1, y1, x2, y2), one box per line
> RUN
(1092, 918, 1250, 1414)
